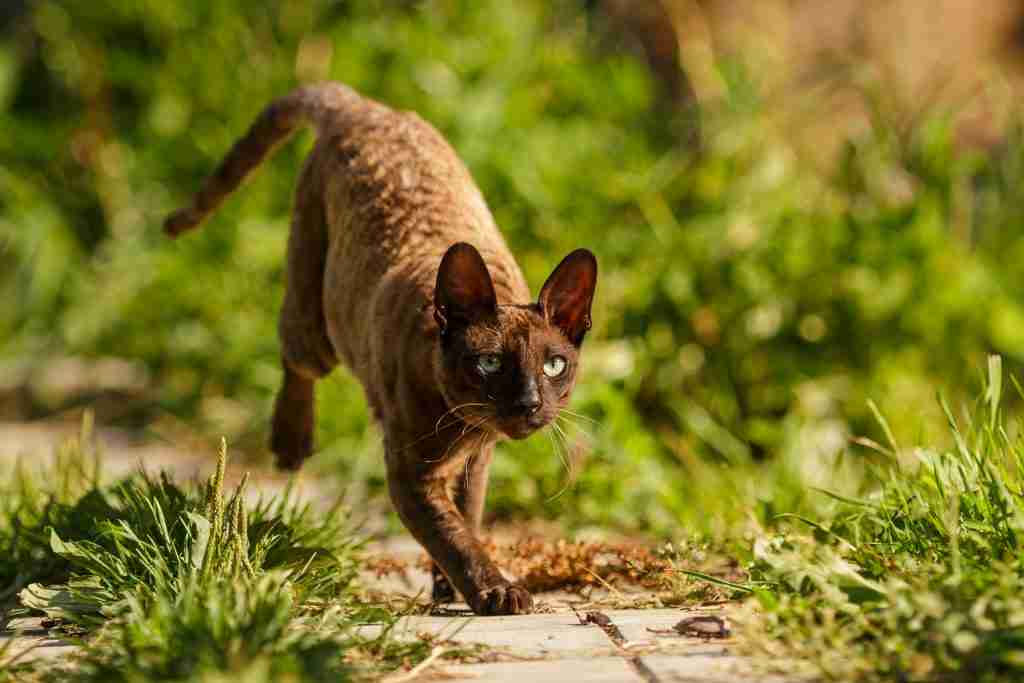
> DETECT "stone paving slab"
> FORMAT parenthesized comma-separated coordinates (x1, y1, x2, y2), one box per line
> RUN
(3, 611, 785, 681)
(361, 608, 784, 682)
(603, 608, 706, 644)
(642, 653, 789, 683)
(610, 608, 736, 650)
(362, 611, 617, 656)
(442, 656, 640, 682)
(0, 618, 76, 664)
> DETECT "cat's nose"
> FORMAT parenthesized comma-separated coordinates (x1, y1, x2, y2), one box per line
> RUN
(513, 381, 542, 416)
(516, 398, 541, 416)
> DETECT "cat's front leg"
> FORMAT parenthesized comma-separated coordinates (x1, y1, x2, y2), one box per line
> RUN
(385, 460, 532, 615)
(433, 443, 494, 602)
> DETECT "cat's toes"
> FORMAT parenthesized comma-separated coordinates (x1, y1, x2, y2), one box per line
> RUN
(431, 565, 457, 603)
(270, 427, 312, 471)
(477, 583, 533, 615)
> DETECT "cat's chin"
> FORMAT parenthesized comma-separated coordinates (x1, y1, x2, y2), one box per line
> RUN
(498, 419, 546, 440)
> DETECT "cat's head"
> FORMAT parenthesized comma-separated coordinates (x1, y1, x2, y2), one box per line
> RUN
(433, 242, 597, 440)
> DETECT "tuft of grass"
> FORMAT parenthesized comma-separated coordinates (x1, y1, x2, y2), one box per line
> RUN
(65, 573, 359, 682)
(10, 436, 361, 626)
(0, 414, 103, 601)
(728, 356, 1024, 681)
(0, 425, 441, 682)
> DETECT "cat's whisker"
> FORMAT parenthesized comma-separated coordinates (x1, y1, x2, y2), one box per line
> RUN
(543, 425, 560, 468)
(463, 428, 490, 493)
(556, 412, 596, 445)
(396, 402, 490, 452)
(430, 413, 492, 463)
(551, 420, 573, 472)
(551, 423, 571, 474)
(557, 408, 600, 426)
(459, 411, 492, 438)
(545, 425, 574, 502)
(552, 419, 583, 485)
(435, 402, 489, 435)
(463, 444, 477, 493)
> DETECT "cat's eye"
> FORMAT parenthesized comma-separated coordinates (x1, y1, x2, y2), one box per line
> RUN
(543, 355, 567, 378)
(476, 354, 502, 375)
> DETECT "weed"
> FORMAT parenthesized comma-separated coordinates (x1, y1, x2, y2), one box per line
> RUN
(0, 429, 438, 681)
(731, 357, 1024, 681)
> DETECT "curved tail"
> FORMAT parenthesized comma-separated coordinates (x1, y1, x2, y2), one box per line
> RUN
(164, 83, 354, 237)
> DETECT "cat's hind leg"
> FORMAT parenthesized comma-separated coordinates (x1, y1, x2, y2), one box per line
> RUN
(271, 365, 317, 470)
(271, 159, 338, 470)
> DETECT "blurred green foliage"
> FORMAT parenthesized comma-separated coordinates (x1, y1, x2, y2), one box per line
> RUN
(2, 0, 1024, 535)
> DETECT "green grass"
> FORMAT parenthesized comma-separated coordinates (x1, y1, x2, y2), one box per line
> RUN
(0, 425, 441, 682)
(673, 356, 1024, 682)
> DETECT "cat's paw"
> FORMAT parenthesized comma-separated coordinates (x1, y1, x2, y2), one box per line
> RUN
(476, 582, 533, 615)
(270, 420, 313, 471)
(431, 564, 457, 603)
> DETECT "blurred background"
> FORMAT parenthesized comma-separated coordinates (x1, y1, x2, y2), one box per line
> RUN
(2, 0, 1024, 536)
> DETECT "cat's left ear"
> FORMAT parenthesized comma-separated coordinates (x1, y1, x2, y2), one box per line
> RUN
(538, 249, 597, 346)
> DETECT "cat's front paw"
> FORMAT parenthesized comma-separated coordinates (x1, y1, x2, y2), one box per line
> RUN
(431, 563, 457, 603)
(475, 582, 533, 615)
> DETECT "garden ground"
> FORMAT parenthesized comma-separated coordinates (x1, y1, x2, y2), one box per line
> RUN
(0, 419, 794, 682)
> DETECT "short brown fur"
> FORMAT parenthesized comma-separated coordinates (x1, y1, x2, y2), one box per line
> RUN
(164, 82, 596, 615)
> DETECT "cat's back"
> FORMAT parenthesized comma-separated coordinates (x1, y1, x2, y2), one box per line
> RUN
(315, 85, 527, 383)
(317, 90, 511, 271)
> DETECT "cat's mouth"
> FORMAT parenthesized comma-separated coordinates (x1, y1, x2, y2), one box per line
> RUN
(446, 403, 548, 440)
(496, 413, 549, 440)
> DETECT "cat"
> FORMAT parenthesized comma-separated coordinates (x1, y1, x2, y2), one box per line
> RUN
(164, 82, 597, 615)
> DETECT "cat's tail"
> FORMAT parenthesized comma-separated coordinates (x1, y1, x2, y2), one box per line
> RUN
(164, 82, 356, 237)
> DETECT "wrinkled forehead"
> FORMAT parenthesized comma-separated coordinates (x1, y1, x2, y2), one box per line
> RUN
(479, 307, 577, 356)
(462, 306, 570, 352)
(497, 305, 544, 339)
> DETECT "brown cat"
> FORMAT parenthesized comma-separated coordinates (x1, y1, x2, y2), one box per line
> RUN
(164, 82, 597, 615)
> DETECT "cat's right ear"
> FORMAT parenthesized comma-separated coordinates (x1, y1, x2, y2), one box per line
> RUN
(538, 249, 597, 346)
(434, 242, 498, 334)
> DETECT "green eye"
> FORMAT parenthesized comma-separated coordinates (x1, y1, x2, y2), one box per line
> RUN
(543, 355, 567, 378)
(477, 354, 502, 375)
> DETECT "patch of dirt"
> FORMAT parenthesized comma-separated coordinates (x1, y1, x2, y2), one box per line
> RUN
(364, 538, 675, 594)
(488, 538, 671, 593)
(365, 536, 751, 603)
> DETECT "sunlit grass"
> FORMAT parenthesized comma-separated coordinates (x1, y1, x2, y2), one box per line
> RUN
(0, 424, 444, 682)
(719, 357, 1024, 681)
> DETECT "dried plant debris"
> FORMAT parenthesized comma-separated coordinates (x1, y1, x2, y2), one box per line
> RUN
(411, 538, 673, 594)
(364, 556, 414, 581)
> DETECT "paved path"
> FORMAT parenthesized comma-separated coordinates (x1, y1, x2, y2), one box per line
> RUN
(0, 421, 792, 682)
(368, 608, 773, 682)
(3, 609, 779, 682)
(359, 537, 782, 682)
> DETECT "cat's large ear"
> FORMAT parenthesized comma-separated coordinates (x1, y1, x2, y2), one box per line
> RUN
(434, 242, 498, 333)
(538, 249, 597, 346)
